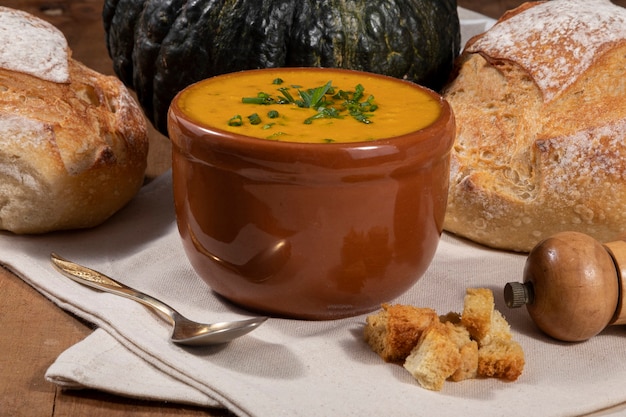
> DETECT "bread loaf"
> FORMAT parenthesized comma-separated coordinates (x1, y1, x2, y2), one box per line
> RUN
(443, 0, 626, 252)
(0, 7, 149, 234)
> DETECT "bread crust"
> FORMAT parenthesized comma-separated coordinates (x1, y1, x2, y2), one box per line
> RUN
(0, 8, 148, 233)
(443, 0, 626, 252)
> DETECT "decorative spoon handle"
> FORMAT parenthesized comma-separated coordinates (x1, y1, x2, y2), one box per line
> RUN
(50, 253, 176, 323)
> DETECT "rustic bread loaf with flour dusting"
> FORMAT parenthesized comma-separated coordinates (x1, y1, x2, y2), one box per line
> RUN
(0, 7, 149, 234)
(443, 0, 626, 252)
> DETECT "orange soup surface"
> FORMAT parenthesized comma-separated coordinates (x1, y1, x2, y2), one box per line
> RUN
(177, 69, 441, 143)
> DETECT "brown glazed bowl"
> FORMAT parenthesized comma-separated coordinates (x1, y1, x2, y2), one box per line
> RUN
(168, 68, 455, 319)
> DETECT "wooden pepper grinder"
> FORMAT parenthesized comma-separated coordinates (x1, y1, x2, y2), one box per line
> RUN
(504, 231, 626, 342)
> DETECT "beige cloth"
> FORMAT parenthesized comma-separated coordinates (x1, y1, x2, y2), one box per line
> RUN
(3, 170, 626, 417)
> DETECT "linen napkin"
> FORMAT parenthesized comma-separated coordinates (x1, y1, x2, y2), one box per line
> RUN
(3, 170, 626, 417)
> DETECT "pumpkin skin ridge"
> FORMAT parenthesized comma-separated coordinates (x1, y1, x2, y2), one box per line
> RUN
(103, 0, 460, 135)
(103, 0, 146, 85)
(133, 0, 185, 125)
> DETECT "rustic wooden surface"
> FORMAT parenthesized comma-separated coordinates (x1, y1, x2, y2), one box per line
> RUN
(1, 1, 626, 416)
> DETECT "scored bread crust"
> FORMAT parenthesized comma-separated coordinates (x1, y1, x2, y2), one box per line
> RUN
(0, 7, 149, 234)
(443, 0, 626, 252)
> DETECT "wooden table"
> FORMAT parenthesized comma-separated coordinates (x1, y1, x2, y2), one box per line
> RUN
(2, 1, 625, 416)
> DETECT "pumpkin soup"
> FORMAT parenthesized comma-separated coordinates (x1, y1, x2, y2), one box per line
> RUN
(177, 68, 442, 143)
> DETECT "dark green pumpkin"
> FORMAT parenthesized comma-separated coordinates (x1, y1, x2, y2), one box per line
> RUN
(103, 0, 460, 135)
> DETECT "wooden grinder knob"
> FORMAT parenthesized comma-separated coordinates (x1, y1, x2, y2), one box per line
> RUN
(504, 231, 626, 342)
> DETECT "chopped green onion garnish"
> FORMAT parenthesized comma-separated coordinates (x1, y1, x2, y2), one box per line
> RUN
(228, 115, 243, 126)
(238, 79, 377, 126)
(304, 107, 341, 124)
(298, 81, 333, 109)
(242, 92, 273, 105)
(248, 113, 262, 125)
(353, 84, 365, 102)
(277, 87, 296, 104)
(266, 131, 287, 140)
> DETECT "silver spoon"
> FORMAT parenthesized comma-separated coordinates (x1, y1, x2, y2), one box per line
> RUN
(50, 253, 267, 346)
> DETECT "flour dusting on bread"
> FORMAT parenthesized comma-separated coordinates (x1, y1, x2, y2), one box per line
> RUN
(0, 6, 69, 83)
(0, 114, 50, 148)
(539, 120, 626, 195)
(466, 0, 626, 102)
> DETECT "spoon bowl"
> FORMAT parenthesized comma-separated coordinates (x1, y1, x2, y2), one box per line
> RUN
(50, 253, 267, 346)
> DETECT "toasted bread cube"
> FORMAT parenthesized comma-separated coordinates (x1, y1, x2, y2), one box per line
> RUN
(461, 288, 494, 341)
(403, 323, 462, 391)
(364, 304, 438, 363)
(481, 309, 513, 346)
(442, 321, 479, 381)
(477, 338, 525, 381)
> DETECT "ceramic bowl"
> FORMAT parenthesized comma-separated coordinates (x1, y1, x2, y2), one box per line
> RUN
(167, 68, 455, 319)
